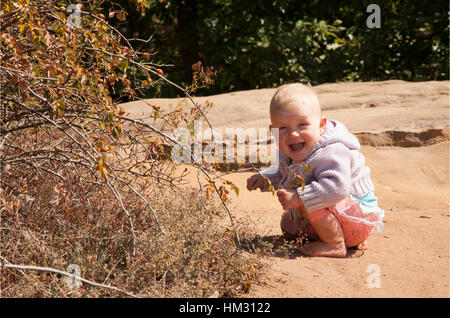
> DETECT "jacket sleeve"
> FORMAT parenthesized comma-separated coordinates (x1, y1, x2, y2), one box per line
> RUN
(260, 165, 283, 191)
(297, 144, 352, 212)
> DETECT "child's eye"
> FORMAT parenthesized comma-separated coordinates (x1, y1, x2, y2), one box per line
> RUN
(279, 126, 286, 130)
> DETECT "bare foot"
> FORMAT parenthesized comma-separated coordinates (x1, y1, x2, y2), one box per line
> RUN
(299, 240, 347, 258)
(356, 240, 368, 250)
(301, 210, 346, 257)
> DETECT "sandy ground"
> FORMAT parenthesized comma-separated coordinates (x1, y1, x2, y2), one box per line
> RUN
(122, 80, 450, 298)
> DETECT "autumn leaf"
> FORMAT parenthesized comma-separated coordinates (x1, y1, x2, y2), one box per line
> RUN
(97, 160, 104, 175)
(115, 11, 125, 21)
(242, 280, 253, 293)
(231, 184, 239, 196)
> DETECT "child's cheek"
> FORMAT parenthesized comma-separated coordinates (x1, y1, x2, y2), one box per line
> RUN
(278, 136, 290, 153)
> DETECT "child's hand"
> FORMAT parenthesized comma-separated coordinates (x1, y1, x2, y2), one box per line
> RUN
(276, 188, 302, 210)
(247, 174, 264, 191)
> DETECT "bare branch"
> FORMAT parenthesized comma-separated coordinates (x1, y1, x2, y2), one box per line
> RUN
(0, 259, 139, 298)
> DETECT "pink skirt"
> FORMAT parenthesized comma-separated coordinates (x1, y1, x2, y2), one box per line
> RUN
(281, 197, 381, 248)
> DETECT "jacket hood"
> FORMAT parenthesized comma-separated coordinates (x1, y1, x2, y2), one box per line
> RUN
(311, 119, 361, 153)
(278, 120, 361, 166)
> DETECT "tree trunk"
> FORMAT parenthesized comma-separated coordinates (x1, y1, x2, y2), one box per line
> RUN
(176, 0, 201, 84)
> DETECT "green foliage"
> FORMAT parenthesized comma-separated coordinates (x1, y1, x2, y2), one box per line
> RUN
(105, 0, 448, 97)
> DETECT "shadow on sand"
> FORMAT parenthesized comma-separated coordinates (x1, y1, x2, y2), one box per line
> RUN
(237, 234, 364, 259)
(237, 234, 305, 259)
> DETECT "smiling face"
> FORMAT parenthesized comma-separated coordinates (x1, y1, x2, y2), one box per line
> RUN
(270, 85, 326, 162)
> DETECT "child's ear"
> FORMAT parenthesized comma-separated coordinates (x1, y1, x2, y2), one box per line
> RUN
(319, 117, 327, 135)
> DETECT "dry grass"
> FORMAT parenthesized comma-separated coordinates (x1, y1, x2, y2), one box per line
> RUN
(0, 165, 268, 298)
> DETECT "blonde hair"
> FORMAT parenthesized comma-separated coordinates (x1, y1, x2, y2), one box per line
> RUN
(271, 83, 320, 109)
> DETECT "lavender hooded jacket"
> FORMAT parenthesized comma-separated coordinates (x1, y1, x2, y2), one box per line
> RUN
(261, 120, 375, 213)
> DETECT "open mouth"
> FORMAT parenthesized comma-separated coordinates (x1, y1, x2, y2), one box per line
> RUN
(288, 142, 305, 152)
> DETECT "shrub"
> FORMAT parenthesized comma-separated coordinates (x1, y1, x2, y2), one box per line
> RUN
(0, 0, 262, 297)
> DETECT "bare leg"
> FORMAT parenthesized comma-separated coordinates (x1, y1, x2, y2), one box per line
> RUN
(299, 212, 347, 258)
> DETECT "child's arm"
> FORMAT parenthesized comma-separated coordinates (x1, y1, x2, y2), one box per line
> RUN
(276, 188, 309, 217)
(247, 173, 264, 191)
(246, 165, 282, 192)
(260, 165, 282, 191)
(297, 143, 353, 213)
